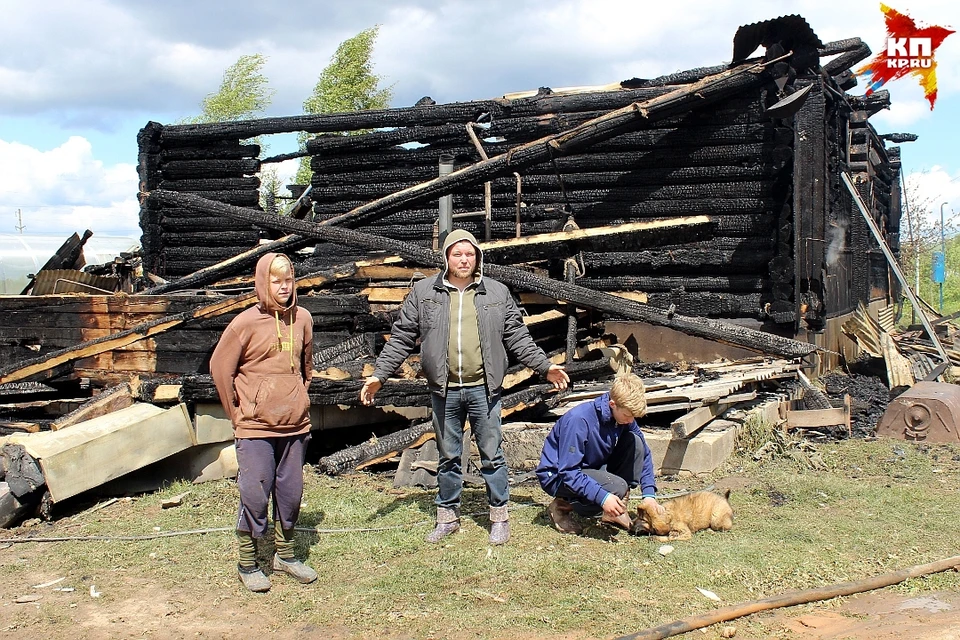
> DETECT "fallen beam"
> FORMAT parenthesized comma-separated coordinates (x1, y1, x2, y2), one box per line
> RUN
(151, 190, 819, 359)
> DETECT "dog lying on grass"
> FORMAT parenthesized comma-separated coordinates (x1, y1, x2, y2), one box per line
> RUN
(630, 489, 733, 541)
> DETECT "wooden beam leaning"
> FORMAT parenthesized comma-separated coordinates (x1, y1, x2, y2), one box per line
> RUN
(150, 190, 820, 359)
(0, 268, 352, 385)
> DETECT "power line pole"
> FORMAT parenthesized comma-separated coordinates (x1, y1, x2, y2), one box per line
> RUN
(15, 209, 25, 234)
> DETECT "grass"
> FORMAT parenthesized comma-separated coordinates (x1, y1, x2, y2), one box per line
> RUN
(2, 436, 960, 639)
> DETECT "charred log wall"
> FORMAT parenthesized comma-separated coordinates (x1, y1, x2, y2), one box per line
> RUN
(137, 122, 263, 278)
(299, 90, 794, 321)
(137, 39, 901, 328)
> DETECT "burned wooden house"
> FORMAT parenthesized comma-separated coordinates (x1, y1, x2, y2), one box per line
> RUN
(0, 16, 924, 518)
(130, 16, 900, 368)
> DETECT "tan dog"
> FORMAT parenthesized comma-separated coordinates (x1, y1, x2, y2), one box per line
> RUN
(630, 489, 733, 541)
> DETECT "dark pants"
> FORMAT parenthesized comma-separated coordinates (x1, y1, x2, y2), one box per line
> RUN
(555, 432, 645, 517)
(235, 433, 310, 538)
(431, 386, 507, 509)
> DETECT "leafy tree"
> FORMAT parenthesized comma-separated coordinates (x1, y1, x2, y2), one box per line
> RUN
(896, 171, 959, 320)
(183, 54, 284, 212)
(295, 26, 394, 185)
(185, 54, 275, 124)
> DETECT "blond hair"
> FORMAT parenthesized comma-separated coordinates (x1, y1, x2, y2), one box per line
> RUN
(609, 373, 646, 418)
(269, 254, 293, 278)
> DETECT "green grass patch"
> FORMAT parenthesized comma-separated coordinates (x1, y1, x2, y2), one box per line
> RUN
(2, 438, 959, 638)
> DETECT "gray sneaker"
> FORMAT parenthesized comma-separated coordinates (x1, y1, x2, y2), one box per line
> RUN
(237, 564, 271, 592)
(272, 554, 318, 584)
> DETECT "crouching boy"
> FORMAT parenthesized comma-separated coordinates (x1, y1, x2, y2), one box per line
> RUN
(535, 373, 664, 534)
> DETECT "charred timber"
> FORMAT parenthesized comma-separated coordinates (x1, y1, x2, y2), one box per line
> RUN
(152, 190, 818, 359)
(160, 158, 260, 180)
(643, 292, 765, 318)
(158, 177, 261, 191)
(160, 86, 682, 144)
(306, 121, 787, 157)
(821, 42, 872, 76)
(309, 143, 792, 178)
(159, 143, 259, 161)
(310, 177, 775, 203)
(575, 275, 767, 292)
(314, 163, 779, 188)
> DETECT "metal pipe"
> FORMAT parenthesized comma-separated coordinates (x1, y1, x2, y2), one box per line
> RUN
(438, 154, 455, 246)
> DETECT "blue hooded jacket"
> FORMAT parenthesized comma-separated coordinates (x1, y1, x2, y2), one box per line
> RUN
(536, 393, 656, 506)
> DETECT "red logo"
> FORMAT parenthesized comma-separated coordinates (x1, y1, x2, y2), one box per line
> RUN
(856, 4, 954, 109)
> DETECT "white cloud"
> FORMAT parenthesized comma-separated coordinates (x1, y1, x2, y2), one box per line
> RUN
(0, 137, 140, 238)
(903, 165, 960, 227)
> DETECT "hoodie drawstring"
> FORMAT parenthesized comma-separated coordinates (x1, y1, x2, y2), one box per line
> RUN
(275, 311, 295, 369)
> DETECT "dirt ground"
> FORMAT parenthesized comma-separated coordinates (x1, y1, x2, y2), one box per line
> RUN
(2, 544, 959, 640)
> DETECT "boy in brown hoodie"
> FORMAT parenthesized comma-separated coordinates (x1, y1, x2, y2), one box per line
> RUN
(210, 253, 317, 592)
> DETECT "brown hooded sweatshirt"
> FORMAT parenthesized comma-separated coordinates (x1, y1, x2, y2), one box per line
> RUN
(209, 253, 313, 439)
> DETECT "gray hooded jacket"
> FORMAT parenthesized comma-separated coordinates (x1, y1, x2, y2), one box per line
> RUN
(372, 229, 552, 398)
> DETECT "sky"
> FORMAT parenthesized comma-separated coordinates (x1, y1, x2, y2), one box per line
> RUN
(0, 0, 958, 245)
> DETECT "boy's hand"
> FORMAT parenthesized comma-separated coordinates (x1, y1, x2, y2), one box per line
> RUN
(601, 493, 627, 518)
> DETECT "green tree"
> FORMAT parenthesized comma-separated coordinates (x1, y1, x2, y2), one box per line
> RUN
(185, 54, 275, 124)
(295, 26, 394, 185)
(896, 171, 959, 321)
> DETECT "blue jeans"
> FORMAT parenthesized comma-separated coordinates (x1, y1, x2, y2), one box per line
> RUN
(431, 386, 507, 509)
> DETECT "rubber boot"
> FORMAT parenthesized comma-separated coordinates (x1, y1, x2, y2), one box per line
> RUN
(488, 505, 510, 545)
(236, 530, 270, 592)
(425, 506, 460, 543)
(272, 521, 317, 584)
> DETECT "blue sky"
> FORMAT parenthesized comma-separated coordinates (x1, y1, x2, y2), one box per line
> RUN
(1, 0, 958, 242)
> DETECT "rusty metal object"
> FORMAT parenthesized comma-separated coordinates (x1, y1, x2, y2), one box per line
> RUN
(876, 382, 960, 443)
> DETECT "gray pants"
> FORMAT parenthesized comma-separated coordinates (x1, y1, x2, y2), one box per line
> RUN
(554, 432, 645, 517)
(235, 433, 310, 538)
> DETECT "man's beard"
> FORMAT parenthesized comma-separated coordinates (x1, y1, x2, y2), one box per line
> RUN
(450, 265, 476, 279)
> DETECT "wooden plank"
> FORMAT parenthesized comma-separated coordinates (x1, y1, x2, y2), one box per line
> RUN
(503, 352, 566, 390)
(193, 404, 234, 445)
(356, 265, 439, 280)
(6, 403, 195, 502)
(0, 420, 41, 433)
(523, 309, 566, 326)
(361, 287, 409, 303)
(152, 385, 182, 403)
(881, 332, 915, 388)
(785, 395, 850, 432)
(50, 382, 137, 431)
(480, 216, 712, 260)
(670, 390, 757, 439)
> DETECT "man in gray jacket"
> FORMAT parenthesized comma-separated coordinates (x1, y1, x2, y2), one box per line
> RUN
(360, 229, 569, 545)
